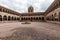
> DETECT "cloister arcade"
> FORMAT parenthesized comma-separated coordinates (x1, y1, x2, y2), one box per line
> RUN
(21, 16, 44, 21)
(0, 15, 20, 21)
(46, 8, 60, 22)
(45, 0, 60, 22)
(0, 0, 60, 22)
(0, 6, 20, 22)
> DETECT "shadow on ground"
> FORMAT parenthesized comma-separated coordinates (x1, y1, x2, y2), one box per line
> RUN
(1, 27, 60, 40)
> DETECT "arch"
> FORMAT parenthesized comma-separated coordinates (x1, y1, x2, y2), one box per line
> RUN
(42, 17, 44, 21)
(21, 18, 23, 20)
(0, 15, 2, 21)
(8, 16, 11, 21)
(13, 17, 16, 20)
(23, 18, 25, 20)
(14, 17, 16, 20)
(52, 15, 54, 21)
(36, 17, 38, 20)
(17, 17, 20, 21)
(3, 15, 7, 21)
(39, 17, 41, 20)
(28, 18, 30, 20)
(34, 17, 35, 20)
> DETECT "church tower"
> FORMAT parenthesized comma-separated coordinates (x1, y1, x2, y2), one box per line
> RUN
(28, 6, 34, 13)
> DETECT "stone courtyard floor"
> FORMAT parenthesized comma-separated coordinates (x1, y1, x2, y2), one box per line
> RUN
(0, 22, 60, 40)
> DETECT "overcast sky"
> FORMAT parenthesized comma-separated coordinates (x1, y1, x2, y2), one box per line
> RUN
(0, 0, 54, 13)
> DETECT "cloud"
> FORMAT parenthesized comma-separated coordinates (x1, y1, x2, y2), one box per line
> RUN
(0, 0, 54, 13)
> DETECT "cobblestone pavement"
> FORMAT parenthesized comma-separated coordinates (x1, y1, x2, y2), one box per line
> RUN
(0, 22, 60, 40)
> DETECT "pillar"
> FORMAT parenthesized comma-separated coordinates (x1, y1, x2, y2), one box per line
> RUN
(6, 16, 8, 21)
(44, 17, 46, 22)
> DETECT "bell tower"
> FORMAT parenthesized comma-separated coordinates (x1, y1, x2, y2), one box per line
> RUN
(28, 6, 34, 13)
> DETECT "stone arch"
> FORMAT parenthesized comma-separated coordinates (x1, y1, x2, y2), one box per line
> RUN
(36, 17, 38, 20)
(3, 15, 7, 21)
(28, 18, 30, 20)
(51, 15, 54, 21)
(42, 17, 44, 21)
(54, 13, 58, 21)
(13, 17, 15, 20)
(8, 16, 11, 21)
(21, 18, 23, 20)
(17, 17, 20, 21)
(0, 15, 2, 21)
(23, 17, 25, 20)
(34, 17, 35, 20)
(14, 17, 16, 21)
(39, 17, 41, 20)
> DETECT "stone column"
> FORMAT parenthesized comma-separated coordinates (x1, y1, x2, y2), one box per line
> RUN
(10, 17, 12, 21)
(2, 16, 3, 23)
(44, 16, 46, 22)
(7, 16, 8, 21)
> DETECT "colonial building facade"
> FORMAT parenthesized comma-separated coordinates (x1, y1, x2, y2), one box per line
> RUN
(45, 0, 60, 22)
(0, 6, 21, 22)
(0, 0, 60, 22)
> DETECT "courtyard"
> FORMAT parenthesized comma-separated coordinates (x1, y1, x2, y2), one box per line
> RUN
(0, 0, 60, 40)
(0, 22, 60, 40)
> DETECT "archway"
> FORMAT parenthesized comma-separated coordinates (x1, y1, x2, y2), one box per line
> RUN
(23, 18, 25, 20)
(36, 17, 38, 20)
(14, 17, 16, 21)
(54, 13, 58, 21)
(0, 15, 2, 21)
(42, 17, 44, 21)
(8, 16, 11, 21)
(17, 17, 20, 21)
(21, 18, 23, 21)
(28, 18, 30, 20)
(34, 17, 35, 20)
(39, 17, 41, 20)
(3, 15, 7, 21)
